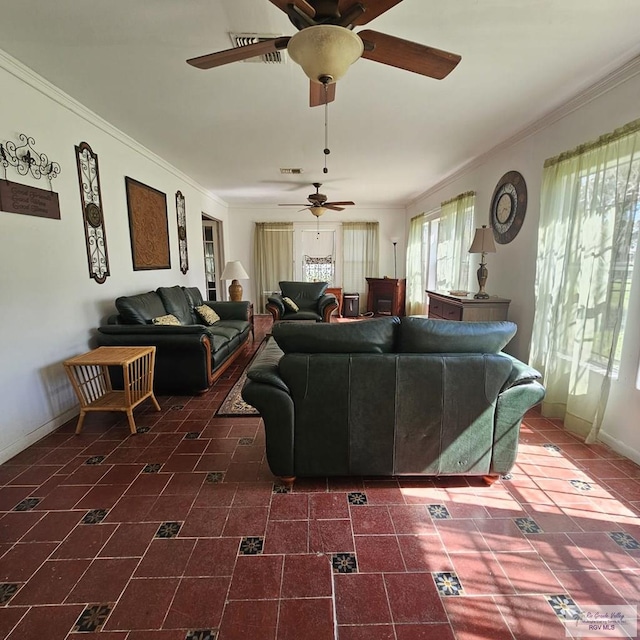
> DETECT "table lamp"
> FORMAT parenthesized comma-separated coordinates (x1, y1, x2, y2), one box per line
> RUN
(468, 225, 497, 299)
(221, 260, 249, 301)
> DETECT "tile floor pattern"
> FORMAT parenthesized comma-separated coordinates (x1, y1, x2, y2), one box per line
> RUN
(0, 316, 639, 639)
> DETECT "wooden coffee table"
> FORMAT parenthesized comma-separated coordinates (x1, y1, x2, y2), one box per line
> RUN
(64, 346, 161, 435)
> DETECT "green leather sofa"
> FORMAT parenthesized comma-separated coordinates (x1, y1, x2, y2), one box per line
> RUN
(97, 285, 252, 394)
(241, 316, 545, 485)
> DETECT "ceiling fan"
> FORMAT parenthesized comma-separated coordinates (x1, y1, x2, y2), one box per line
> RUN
(278, 182, 355, 216)
(187, 0, 461, 107)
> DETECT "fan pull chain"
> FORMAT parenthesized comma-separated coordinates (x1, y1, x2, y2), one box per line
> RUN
(323, 82, 330, 174)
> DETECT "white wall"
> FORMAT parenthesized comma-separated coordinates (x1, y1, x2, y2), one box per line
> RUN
(407, 59, 640, 463)
(0, 53, 229, 463)
(225, 205, 407, 309)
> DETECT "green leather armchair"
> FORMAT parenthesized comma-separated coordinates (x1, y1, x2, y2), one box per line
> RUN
(266, 281, 338, 323)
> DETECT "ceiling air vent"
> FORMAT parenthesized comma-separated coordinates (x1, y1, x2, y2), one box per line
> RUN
(280, 168, 304, 175)
(230, 33, 287, 64)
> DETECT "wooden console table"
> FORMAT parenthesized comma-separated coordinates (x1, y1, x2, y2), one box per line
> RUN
(426, 290, 510, 322)
(64, 346, 161, 435)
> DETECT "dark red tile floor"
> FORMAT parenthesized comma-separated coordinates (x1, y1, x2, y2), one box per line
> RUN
(0, 315, 639, 639)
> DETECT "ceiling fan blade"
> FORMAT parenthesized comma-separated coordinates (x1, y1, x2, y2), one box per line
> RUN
(359, 29, 461, 79)
(324, 204, 345, 211)
(338, 0, 403, 25)
(278, 203, 309, 206)
(310, 81, 336, 107)
(187, 37, 290, 69)
(325, 201, 355, 206)
(268, 0, 316, 17)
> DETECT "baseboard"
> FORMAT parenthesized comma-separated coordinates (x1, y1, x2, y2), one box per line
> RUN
(0, 406, 79, 465)
(598, 431, 640, 466)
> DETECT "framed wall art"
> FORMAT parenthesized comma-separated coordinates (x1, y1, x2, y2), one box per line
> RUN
(175, 190, 189, 274)
(75, 142, 110, 283)
(125, 176, 170, 270)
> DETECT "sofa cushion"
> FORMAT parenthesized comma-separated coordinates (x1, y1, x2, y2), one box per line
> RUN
(115, 291, 167, 324)
(273, 316, 399, 354)
(195, 304, 220, 325)
(398, 316, 516, 353)
(182, 287, 204, 309)
(206, 324, 240, 341)
(157, 286, 195, 324)
(152, 313, 181, 326)
(282, 296, 300, 312)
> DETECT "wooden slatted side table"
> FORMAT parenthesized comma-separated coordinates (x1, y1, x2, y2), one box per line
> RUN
(64, 346, 161, 435)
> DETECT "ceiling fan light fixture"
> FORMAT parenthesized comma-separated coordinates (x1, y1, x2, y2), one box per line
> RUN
(309, 205, 327, 217)
(288, 25, 364, 84)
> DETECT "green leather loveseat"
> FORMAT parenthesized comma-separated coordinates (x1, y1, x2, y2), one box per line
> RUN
(241, 316, 545, 485)
(97, 285, 251, 394)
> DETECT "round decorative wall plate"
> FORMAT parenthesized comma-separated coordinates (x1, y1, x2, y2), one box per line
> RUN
(490, 170, 527, 244)
(84, 202, 102, 228)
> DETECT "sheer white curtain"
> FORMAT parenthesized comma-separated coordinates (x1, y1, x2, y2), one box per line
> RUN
(253, 222, 294, 313)
(530, 119, 640, 442)
(406, 213, 427, 315)
(436, 192, 475, 291)
(343, 222, 379, 309)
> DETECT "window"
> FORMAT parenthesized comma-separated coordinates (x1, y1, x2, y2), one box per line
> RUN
(530, 118, 640, 442)
(436, 192, 475, 292)
(405, 192, 474, 315)
(304, 254, 334, 283)
(294, 226, 340, 284)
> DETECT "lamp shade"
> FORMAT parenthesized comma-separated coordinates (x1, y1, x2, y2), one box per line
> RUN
(287, 25, 364, 84)
(309, 206, 326, 218)
(220, 260, 249, 281)
(469, 225, 497, 254)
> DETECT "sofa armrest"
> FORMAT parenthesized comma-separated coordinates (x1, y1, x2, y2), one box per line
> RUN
(501, 353, 543, 390)
(205, 301, 251, 321)
(267, 295, 285, 313)
(266, 295, 286, 321)
(96, 325, 214, 393)
(317, 293, 338, 321)
(246, 340, 288, 393)
(491, 380, 546, 475)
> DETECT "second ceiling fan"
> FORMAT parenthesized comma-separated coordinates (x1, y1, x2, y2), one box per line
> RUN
(279, 182, 355, 216)
(187, 0, 462, 107)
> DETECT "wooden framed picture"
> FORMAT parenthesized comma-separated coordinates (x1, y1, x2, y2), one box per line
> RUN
(125, 177, 171, 270)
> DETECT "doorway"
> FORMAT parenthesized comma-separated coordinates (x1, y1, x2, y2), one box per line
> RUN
(202, 216, 224, 301)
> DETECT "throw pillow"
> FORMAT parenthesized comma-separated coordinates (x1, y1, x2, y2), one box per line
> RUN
(195, 304, 220, 325)
(152, 314, 181, 326)
(282, 296, 300, 312)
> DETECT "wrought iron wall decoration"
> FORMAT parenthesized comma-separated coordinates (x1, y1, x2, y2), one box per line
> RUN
(75, 142, 110, 284)
(125, 177, 171, 271)
(0, 133, 61, 186)
(175, 190, 189, 274)
(0, 132, 62, 219)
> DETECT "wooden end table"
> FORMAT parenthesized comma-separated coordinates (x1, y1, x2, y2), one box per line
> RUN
(64, 346, 161, 435)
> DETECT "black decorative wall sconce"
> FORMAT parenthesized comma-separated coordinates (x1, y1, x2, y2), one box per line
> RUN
(0, 133, 62, 219)
(75, 142, 110, 284)
(176, 190, 189, 274)
(0, 133, 61, 187)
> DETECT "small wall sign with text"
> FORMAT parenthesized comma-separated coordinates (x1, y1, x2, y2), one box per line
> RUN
(0, 179, 61, 219)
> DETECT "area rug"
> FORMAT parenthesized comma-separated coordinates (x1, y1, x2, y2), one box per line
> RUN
(216, 340, 267, 416)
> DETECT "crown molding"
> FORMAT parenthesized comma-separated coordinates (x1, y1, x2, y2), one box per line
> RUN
(409, 54, 640, 208)
(0, 49, 227, 207)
